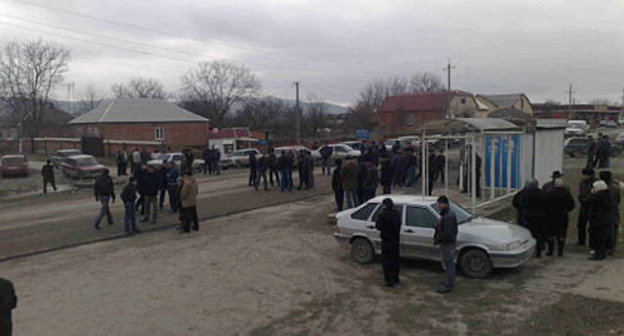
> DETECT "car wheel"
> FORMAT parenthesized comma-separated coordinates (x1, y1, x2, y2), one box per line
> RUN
(350, 237, 374, 264)
(459, 248, 493, 279)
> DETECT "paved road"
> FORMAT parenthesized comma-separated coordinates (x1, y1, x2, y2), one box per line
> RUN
(0, 169, 334, 260)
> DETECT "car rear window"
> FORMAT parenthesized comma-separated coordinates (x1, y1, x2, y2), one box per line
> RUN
(371, 204, 404, 222)
(351, 203, 378, 221)
(2, 157, 24, 165)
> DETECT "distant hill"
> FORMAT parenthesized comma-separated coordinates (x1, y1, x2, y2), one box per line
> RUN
(53, 96, 351, 117)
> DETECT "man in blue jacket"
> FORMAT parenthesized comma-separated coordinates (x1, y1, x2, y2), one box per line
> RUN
(434, 195, 458, 293)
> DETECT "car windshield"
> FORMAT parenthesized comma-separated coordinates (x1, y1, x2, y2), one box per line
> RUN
(2, 157, 24, 165)
(76, 157, 98, 166)
(431, 201, 474, 224)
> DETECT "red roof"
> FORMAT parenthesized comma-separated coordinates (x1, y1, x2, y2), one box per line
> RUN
(207, 127, 251, 139)
(378, 91, 473, 113)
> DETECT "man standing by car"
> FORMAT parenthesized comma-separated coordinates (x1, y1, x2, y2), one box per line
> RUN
(41, 159, 57, 194)
(375, 198, 401, 287)
(120, 177, 141, 234)
(0, 277, 17, 336)
(341, 159, 360, 208)
(596, 135, 611, 168)
(599, 171, 620, 254)
(319, 144, 333, 176)
(332, 159, 344, 211)
(94, 168, 115, 229)
(586, 135, 597, 169)
(434, 195, 458, 293)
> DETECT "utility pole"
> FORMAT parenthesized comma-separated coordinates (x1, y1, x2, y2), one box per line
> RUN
(566, 84, 575, 117)
(293, 81, 300, 144)
(443, 59, 456, 118)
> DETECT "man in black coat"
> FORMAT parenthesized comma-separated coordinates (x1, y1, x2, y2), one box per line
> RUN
(586, 135, 597, 169)
(94, 168, 116, 229)
(375, 198, 401, 287)
(140, 166, 159, 224)
(588, 180, 614, 261)
(254, 154, 269, 191)
(0, 278, 17, 336)
(600, 171, 621, 254)
(434, 195, 458, 293)
(544, 179, 575, 257)
(319, 144, 333, 176)
(577, 169, 596, 246)
(596, 135, 611, 168)
(331, 159, 344, 211)
(380, 154, 394, 195)
(266, 149, 280, 187)
(120, 177, 141, 234)
(542, 170, 564, 194)
(41, 159, 57, 194)
(248, 151, 257, 187)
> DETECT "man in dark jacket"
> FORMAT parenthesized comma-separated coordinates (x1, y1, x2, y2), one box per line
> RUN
(596, 135, 611, 168)
(436, 149, 446, 184)
(254, 154, 269, 191)
(212, 146, 221, 175)
(140, 147, 150, 164)
(202, 146, 212, 175)
(115, 150, 127, 176)
(267, 149, 280, 186)
(544, 179, 575, 257)
(380, 154, 394, 195)
(434, 195, 458, 293)
(375, 198, 401, 287)
(427, 150, 437, 195)
(248, 151, 257, 187)
(278, 151, 294, 192)
(600, 171, 621, 253)
(94, 168, 115, 229)
(341, 159, 360, 208)
(586, 135, 597, 169)
(141, 166, 159, 224)
(361, 161, 379, 202)
(332, 159, 344, 211)
(588, 180, 613, 261)
(512, 181, 534, 229)
(577, 169, 596, 246)
(0, 278, 17, 336)
(319, 144, 333, 176)
(41, 159, 57, 194)
(542, 171, 563, 194)
(120, 177, 141, 234)
(158, 165, 169, 209)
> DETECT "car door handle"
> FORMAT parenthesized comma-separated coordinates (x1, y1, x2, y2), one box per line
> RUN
(404, 229, 414, 233)
(366, 225, 375, 229)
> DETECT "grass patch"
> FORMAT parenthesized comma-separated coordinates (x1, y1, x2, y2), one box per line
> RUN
(520, 294, 624, 336)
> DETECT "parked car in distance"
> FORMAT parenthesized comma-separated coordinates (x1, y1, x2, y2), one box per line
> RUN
(219, 148, 261, 169)
(52, 149, 82, 169)
(313, 144, 361, 161)
(333, 195, 536, 278)
(615, 131, 624, 144)
(564, 137, 623, 157)
(599, 119, 618, 128)
(0, 154, 29, 178)
(385, 136, 421, 150)
(147, 152, 205, 172)
(564, 120, 589, 137)
(61, 155, 106, 179)
(274, 145, 320, 159)
(340, 141, 365, 152)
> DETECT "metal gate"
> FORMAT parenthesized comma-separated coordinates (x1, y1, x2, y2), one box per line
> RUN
(81, 136, 104, 157)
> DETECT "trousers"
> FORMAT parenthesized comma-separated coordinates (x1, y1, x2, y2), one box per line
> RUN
(95, 196, 113, 225)
(381, 242, 400, 285)
(440, 243, 456, 289)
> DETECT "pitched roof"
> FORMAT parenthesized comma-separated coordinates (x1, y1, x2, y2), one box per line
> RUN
(478, 94, 526, 108)
(487, 107, 531, 119)
(69, 98, 209, 124)
(207, 127, 251, 139)
(379, 91, 473, 113)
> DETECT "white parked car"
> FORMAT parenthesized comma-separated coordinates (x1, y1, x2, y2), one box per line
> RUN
(274, 145, 320, 160)
(340, 141, 365, 152)
(219, 148, 261, 169)
(564, 120, 590, 137)
(333, 195, 536, 278)
(313, 144, 361, 161)
(147, 152, 205, 172)
(599, 120, 618, 128)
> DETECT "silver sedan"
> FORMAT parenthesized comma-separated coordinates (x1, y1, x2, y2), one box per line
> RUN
(333, 195, 536, 278)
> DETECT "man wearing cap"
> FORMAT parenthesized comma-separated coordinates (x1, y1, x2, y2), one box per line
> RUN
(588, 180, 613, 260)
(434, 195, 458, 293)
(577, 169, 596, 246)
(542, 171, 565, 194)
(94, 168, 115, 229)
(375, 198, 401, 287)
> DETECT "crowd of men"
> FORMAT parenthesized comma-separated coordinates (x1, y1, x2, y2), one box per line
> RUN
(513, 169, 620, 261)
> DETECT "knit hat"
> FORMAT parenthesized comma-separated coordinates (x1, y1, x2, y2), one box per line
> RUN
(592, 180, 608, 192)
(437, 195, 449, 204)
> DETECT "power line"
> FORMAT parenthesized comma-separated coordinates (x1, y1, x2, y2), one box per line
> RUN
(0, 13, 213, 59)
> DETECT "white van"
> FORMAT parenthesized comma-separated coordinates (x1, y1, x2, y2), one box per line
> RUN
(564, 120, 589, 137)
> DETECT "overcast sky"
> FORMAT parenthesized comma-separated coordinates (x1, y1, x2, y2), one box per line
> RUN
(1, 0, 623, 106)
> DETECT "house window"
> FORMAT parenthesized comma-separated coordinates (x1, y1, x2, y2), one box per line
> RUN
(155, 127, 165, 140)
(461, 98, 467, 105)
(406, 114, 415, 125)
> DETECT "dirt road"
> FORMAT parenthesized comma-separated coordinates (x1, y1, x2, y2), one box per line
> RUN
(2, 190, 624, 336)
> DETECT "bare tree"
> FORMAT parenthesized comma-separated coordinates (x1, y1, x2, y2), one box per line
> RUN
(0, 40, 71, 145)
(79, 84, 103, 113)
(111, 77, 165, 99)
(304, 96, 330, 139)
(409, 71, 444, 93)
(180, 60, 261, 127)
(386, 76, 409, 96)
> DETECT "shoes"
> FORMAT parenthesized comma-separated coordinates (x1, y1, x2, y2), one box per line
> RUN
(192, 226, 199, 231)
(179, 230, 190, 234)
(108, 222, 114, 226)
(94, 224, 101, 230)
(384, 283, 396, 288)
(133, 228, 142, 234)
(588, 256, 605, 261)
(436, 285, 453, 293)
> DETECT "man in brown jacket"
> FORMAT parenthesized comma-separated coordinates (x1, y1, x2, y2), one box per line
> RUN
(341, 159, 360, 208)
(179, 170, 199, 233)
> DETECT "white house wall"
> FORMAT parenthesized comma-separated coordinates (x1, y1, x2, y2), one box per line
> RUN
(533, 129, 564, 185)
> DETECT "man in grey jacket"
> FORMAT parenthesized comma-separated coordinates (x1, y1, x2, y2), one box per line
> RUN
(434, 195, 458, 293)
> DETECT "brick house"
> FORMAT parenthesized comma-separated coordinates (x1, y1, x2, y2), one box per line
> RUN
(69, 98, 210, 148)
(376, 91, 478, 135)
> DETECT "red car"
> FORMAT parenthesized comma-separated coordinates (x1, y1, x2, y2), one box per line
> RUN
(61, 155, 105, 179)
(0, 155, 29, 178)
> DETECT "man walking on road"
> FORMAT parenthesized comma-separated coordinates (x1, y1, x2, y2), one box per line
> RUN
(434, 195, 458, 293)
(375, 198, 401, 287)
(141, 166, 159, 224)
(577, 169, 596, 246)
(121, 177, 141, 234)
(278, 151, 294, 192)
(0, 277, 17, 336)
(179, 170, 199, 233)
(320, 144, 333, 176)
(255, 154, 269, 191)
(248, 151, 258, 187)
(41, 159, 57, 194)
(94, 168, 116, 229)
